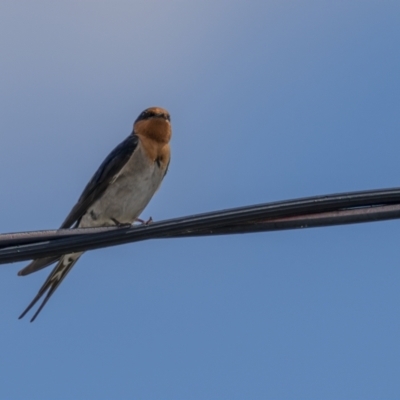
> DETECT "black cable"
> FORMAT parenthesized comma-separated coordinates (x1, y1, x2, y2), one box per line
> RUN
(1, 187, 400, 264)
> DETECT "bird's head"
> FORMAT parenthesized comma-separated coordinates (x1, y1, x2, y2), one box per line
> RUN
(133, 107, 171, 144)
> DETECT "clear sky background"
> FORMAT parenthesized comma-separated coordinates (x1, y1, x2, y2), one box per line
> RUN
(0, 1, 399, 399)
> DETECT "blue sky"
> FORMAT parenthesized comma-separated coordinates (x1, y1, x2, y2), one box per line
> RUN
(0, 1, 399, 398)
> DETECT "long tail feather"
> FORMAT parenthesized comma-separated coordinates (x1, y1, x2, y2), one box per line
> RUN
(18, 256, 61, 276)
(19, 253, 81, 322)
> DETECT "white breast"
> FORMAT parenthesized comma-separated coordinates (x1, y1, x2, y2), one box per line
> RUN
(79, 143, 166, 228)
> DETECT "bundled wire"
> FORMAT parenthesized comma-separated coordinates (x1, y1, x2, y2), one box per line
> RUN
(1, 187, 400, 264)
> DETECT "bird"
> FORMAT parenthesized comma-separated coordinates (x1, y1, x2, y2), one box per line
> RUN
(18, 107, 172, 322)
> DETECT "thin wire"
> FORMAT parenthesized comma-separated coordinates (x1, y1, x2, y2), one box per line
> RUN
(1, 187, 400, 264)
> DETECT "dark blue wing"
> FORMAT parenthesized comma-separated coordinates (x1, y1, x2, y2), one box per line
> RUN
(61, 134, 139, 228)
(18, 134, 139, 277)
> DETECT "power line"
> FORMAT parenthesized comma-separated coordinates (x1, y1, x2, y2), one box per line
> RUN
(1, 187, 400, 264)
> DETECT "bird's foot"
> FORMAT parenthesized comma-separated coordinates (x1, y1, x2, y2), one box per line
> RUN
(135, 217, 153, 225)
(111, 218, 132, 228)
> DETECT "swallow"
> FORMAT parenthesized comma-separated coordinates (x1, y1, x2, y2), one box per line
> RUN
(18, 107, 172, 322)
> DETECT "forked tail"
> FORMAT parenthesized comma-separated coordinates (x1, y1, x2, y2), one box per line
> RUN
(19, 253, 82, 322)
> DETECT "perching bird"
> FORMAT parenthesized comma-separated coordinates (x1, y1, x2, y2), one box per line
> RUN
(18, 107, 172, 322)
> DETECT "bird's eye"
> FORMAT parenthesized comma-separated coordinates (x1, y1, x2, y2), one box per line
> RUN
(136, 109, 169, 123)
